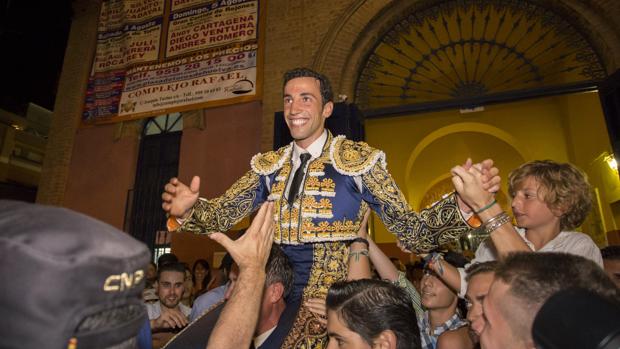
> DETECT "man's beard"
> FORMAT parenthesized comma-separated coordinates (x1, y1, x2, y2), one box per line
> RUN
(162, 296, 180, 309)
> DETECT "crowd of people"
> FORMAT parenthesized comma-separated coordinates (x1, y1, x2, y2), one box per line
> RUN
(3, 67, 620, 349)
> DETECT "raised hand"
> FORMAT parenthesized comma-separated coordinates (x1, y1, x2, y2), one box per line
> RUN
(356, 209, 371, 239)
(456, 158, 500, 213)
(161, 176, 200, 218)
(451, 164, 494, 212)
(477, 158, 501, 193)
(209, 202, 275, 272)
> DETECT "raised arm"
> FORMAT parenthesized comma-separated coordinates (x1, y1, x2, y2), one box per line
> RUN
(425, 253, 463, 295)
(346, 209, 372, 280)
(206, 202, 275, 349)
(166, 170, 269, 234)
(451, 164, 530, 257)
(361, 162, 471, 253)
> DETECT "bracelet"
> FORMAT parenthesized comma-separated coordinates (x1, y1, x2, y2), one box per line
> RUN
(483, 212, 511, 234)
(350, 237, 369, 248)
(475, 199, 497, 214)
(349, 249, 369, 262)
(423, 252, 444, 276)
(482, 211, 508, 226)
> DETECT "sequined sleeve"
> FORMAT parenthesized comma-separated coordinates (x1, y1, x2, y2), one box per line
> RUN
(178, 170, 267, 234)
(361, 163, 470, 253)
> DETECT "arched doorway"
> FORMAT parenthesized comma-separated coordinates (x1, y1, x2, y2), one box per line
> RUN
(318, 0, 619, 245)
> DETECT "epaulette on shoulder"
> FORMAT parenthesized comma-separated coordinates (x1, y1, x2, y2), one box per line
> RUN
(250, 144, 292, 175)
(329, 135, 386, 176)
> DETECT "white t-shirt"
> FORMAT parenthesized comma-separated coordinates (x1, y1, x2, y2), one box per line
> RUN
(458, 228, 604, 297)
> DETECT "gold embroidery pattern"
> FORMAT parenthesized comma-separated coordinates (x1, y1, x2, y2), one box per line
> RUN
(300, 219, 355, 239)
(182, 170, 261, 234)
(251, 145, 291, 175)
(273, 161, 293, 243)
(282, 242, 348, 348)
(319, 178, 335, 192)
(361, 163, 469, 253)
(304, 177, 321, 191)
(298, 202, 368, 242)
(300, 197, 333, 218)
(331, 137, 384, 176)
(308, 161, 326, 175)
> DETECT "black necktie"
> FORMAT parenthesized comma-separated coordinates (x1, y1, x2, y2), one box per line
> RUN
(287, 152, 311, 206)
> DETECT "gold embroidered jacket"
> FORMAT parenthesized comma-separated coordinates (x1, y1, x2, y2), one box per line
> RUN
(176, 132, 470, 253)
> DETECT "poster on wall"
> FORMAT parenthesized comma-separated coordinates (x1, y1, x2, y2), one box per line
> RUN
(83, 0, 262, 124)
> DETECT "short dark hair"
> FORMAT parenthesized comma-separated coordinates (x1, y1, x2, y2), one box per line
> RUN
(220, 252, 233, 276)
(265, 245, 294, 298)
(326, 279, 421, 349)
(601, 245, 620, 261)
(465, 261, 498, 282)
(157, 262, 185, 280)
(283, 67, 334, 105)
(157, 253, 179, 268)
(443, 251, 469, 268)
(495, 252, 619, 339)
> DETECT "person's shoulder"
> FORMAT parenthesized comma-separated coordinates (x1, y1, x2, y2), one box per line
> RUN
(556, 231, 603, 265)
(193, 285, 226, 307)
(145, 301, 160, 319)
(145, 301, 159, 311)
(329, 135, 385, 176)
(250, 144, 292, 175)
(558, 230, 598, 246)
(194, 287, 218, 304)
(436, 326, 472, 349)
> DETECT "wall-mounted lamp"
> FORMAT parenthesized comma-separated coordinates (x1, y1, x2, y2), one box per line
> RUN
(605, 154, 618, 171)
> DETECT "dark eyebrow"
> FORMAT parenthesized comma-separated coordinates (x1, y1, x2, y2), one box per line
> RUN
(300, 92, 317, 97)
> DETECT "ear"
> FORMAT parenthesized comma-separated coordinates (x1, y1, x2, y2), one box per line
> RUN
(373, 330, 397, 349)
(551, 205, 566, 218)
(269, 282, 285, 302)
(322, 101, 334, 119)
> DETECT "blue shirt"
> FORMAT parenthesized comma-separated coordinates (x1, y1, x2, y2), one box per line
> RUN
(137, 318, 152, 349)
(189, 284, 227, 321)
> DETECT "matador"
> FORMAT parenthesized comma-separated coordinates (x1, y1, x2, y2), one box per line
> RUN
(163, 68, 489, 348)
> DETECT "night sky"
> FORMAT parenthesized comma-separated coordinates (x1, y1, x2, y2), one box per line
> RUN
(0, 1, 73, 115)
